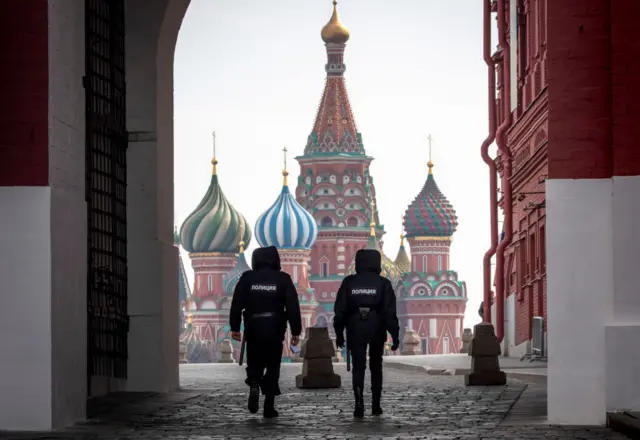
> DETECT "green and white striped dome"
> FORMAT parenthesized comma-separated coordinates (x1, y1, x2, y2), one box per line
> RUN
(179, 159, 252, 254)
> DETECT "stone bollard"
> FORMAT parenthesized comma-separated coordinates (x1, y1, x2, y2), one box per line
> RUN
(296, 327, 341, 389)
(401, 328, 422, 355)
(460, 328, 473, 354)
(331, 338, 344, 362)
(179, 343, 188, 364)
(218, 339, 235, 363)
(464, 323, 506, 386)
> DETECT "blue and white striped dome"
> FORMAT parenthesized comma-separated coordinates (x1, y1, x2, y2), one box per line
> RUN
(255, 173, 318, 249)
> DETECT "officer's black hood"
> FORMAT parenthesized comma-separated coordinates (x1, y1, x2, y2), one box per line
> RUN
(251, 246, 281, 271)
(354, 249, 382, 275)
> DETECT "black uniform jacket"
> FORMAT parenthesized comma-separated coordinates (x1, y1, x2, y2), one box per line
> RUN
(333, 249, 400, 346)
(229, 246, 302, 342)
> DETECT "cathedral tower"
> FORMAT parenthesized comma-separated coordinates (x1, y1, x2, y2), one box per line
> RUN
(179, 132, 252, 343)
(398, 137, 467, 354)
(295, 1, 383, 324)
(255, 149, 320, 357)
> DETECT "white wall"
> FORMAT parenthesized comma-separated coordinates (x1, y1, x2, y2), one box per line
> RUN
(0, 0, 88, 430)
(606, 175, 640, 412)
(0, 188, 53, 430)
(547, 179, 614, 425)
(505, 294, 515, 357)
(548, 176, 640, 423)
(48, 0, 88, 426)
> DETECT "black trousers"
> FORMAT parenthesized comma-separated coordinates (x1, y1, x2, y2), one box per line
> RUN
(244, 339, 283, 396)
(350, 341, 384, 393)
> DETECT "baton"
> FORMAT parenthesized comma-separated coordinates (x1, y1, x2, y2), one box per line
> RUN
(238, 335, 246, 366)
(346, 342, 351, 372)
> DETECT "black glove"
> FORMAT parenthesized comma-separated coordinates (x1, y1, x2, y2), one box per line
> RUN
(336, 334, 345, 349)
(391, 338, 399, 351)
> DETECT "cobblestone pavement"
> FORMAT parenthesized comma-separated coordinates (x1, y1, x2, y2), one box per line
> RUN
(0, 364, 626, 439)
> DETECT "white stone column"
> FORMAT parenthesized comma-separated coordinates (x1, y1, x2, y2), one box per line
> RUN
(123, 0, 190, 393)
(547, 179, 613, 425)
(606, 176, 640, 412)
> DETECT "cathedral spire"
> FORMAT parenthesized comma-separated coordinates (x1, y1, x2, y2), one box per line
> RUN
(427, 134, 434, 175)
(212, 130, 218, 175)
(302, 1, 363, 156)
(321, 0, 349, 77)
(369, 199, 376, 237)
(282, 147, 289, 186)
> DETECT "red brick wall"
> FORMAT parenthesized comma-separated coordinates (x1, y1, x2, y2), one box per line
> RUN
(0, 1, 49, 186)
(500, 0, 549, 346)
(547, 0, 613, 180)
(547, 0, 640, 180)
(611, 1, 640, 177)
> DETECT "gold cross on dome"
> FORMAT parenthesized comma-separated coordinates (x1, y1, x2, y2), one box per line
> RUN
(427, 134, 433, 162)
(283, 147, 288, 171)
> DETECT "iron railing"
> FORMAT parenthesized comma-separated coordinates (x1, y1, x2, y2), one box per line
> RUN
(84, 0, 128, 387)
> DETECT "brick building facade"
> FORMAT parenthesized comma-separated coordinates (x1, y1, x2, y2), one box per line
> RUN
(495, 0, 548, 356)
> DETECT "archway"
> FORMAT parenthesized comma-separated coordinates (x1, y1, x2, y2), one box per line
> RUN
(0, 0, 193, 430)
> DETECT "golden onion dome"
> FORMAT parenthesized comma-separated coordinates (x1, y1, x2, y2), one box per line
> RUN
(321, 1, 350, 44)
(394, 233, 412, 274)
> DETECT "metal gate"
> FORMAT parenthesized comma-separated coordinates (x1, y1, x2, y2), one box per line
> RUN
(84, 0, 128, 389)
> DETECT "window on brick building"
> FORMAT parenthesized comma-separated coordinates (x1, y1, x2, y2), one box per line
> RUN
(540, 225, 546, 272)
(530, 233, 536, 274)
(207, 274, 213, 292)
(507, 254, 515, 292)
(518, 244, 525, 286)
(321, 262, 329, 277)
(517, 0, 527, 109)
(509, 0, 519, 112)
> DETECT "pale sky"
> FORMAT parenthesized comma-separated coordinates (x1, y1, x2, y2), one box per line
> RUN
(174, 0, 497, 328)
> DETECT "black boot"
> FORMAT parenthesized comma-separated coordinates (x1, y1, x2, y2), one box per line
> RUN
(353, 387, 364, 418)
(372, 390, 382, 416)
(247, 380, 260, 414)
(263, 395, 279, 418)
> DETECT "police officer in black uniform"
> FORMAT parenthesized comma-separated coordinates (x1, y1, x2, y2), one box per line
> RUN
(333, 248, 400, 418)
(229, 246, 302, 418)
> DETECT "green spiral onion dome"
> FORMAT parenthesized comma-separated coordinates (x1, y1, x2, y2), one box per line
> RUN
(180, 159, 252, 254)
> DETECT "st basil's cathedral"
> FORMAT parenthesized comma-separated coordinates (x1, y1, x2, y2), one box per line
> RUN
(175, 1, 468, 362)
